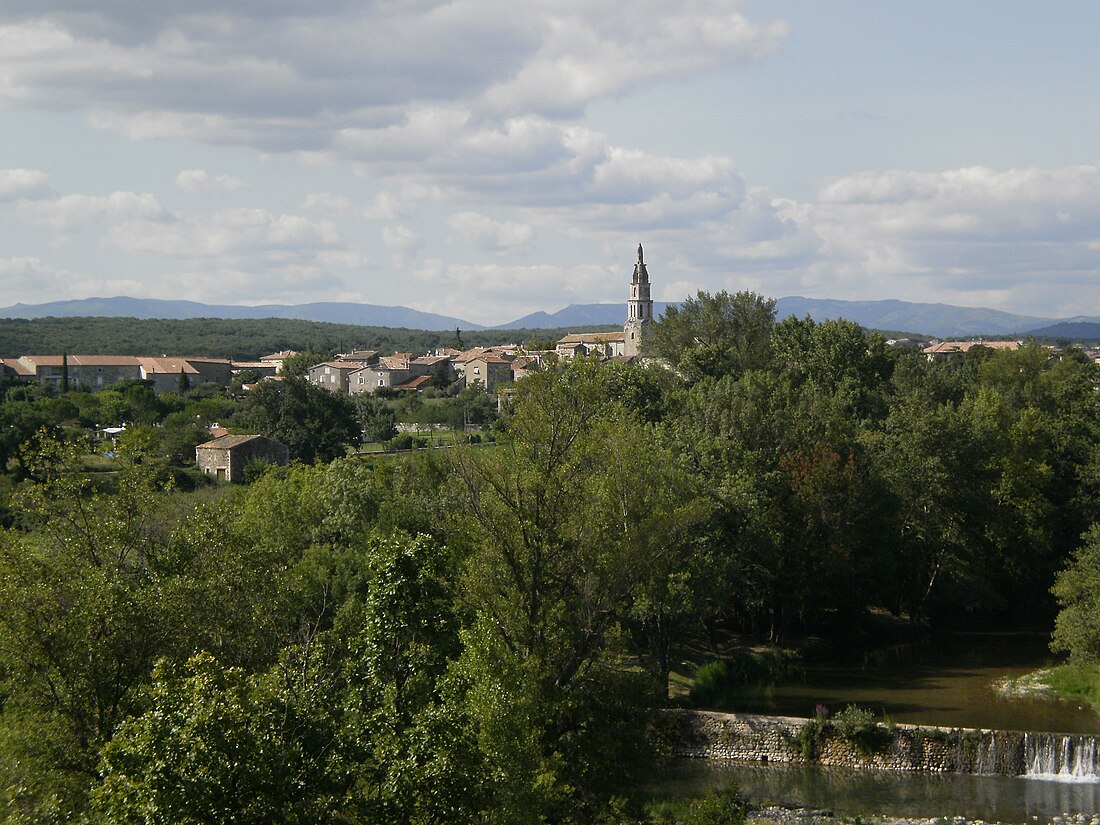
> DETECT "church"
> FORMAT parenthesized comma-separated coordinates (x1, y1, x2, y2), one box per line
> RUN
(554, 244, 655, 360)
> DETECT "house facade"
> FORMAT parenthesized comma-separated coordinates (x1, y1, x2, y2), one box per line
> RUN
(554, 332, 626, 360)
(308, 361, 371, 393)
(465, 355, 514, 392)
(195, 434, 290, 483)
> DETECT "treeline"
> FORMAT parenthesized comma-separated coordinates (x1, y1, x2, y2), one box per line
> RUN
(0, 316, 615, 360)
(2, 291, 1100, 823)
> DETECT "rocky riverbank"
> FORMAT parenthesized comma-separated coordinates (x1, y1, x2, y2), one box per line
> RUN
(748, 804, 1100, 825)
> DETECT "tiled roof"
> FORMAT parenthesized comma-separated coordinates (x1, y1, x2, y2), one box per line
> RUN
(2, 358, 34, 376)
(196, 434, 264, 450)
(336, 350, 379, 361)
(454, 347, 489, 363)
(20, 354, 142, 367)
(310, 361, 368, 371)
(394, 374, 432, 390)
(411, 355, 452, 366)
(260, 350, 298, 361)
(470, 355, 513, 365)
(922, 340, 1020, 354)
(138, 357, 199, 374)
(557, 332, 625, 344)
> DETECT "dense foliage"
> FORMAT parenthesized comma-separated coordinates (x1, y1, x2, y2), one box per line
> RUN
(0, 316, 616, 360)
(2, 291, 1100, 823)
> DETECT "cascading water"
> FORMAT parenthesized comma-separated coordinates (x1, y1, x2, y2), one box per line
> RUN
(974, 732, 997, 775)
(1024, 732, 1100, 782)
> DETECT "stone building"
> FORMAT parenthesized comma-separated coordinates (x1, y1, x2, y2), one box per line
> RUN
(195, 434, 289, 483)
(624, 243, 655, 358)
(464, 355, 514, 392)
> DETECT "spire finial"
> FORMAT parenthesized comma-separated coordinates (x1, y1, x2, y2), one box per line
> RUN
(637, 243, 644, 263)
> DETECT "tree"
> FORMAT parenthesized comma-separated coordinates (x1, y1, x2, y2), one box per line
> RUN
(354, 394, 398, 443)
(93, 533, 485, 825)
(278, 350, 332, 379)
(452, 360, 701, 819)
(0, 434, 181, 818)
(1051, 526, 1100, 662)
(645, 290, 776, 382)
(238, 377, 358, 463)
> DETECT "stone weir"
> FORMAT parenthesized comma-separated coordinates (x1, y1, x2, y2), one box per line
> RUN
(665, 710, 1100, 780)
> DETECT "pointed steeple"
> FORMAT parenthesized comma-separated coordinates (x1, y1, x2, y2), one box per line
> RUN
(624, 242, 653, 357)
(633, 243, 649, 284)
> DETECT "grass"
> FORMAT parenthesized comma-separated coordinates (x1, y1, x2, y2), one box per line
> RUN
(1040, 663, 1100, 712)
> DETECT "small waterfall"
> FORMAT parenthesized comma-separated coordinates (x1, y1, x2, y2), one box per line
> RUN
(975, 732, 998, 775)
(1024, 732, 1100, 782)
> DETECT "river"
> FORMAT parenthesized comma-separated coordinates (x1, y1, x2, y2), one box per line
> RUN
(729, 632, 1098, 734)
(652, 632, 1100, 822)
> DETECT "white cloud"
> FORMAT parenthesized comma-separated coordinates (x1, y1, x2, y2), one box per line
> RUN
(300, 192, 352, 215)
(19, 191, 166, 230)
(381, 224, 422, 266)
(448, 211, 533, 251)
(0, 3, 787, 157)
(106, 207, 341, 259)
(362, 191, 407, 221)
(175, 169, 248, 193)
(0, 256, 65, 296)
(0, 168, 50, 200)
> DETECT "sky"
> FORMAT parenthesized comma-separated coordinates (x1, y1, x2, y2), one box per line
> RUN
(2, 1, 1100, 326)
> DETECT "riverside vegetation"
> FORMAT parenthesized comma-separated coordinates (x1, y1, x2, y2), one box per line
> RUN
(2, 291, 1100, 823)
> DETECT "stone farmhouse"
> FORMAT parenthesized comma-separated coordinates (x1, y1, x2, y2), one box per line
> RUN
(195, 434, 290, 483)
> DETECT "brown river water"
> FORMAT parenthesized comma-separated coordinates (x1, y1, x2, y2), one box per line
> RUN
(644, 633, 1100, 822)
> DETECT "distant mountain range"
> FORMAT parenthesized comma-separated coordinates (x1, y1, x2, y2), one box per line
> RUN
(3, 295, 1099, 340)
(0, 297, 481, 332)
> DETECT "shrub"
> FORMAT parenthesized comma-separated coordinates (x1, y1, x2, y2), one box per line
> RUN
(832, 704, 889, 756)
(686, 650, 800, 708)
(645, 785, 748, 825)
(798, 708, 830, 762)
(389, 433, 413, 451)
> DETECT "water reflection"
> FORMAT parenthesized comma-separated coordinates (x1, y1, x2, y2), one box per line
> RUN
(728, 633, 1099, 734)
(645, 760, 1100, 824)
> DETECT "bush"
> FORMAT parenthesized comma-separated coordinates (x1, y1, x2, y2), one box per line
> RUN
(832, 704, 889, 756)
(645, 785, 748, 825)
(389, 433, 413, 451)
(798, 709, 830, 762)
(687, 650, 799, 708)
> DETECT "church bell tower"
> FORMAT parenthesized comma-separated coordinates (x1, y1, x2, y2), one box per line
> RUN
(624, 243, 653, 357)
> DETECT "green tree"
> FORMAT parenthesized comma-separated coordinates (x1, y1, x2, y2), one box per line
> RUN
(278, 350, 332, 379)
(354, 394, 398, 443)
(453, 360, 700, 820)
(0, 435, 179, 819)
(1051, 526, 1100, 662)
(238, 377, 358, 463)
(645, 290, 776, 382)
(94, 533, 485, 825)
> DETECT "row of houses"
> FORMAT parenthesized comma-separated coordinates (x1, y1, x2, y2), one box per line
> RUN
(1, 329, 636, 397)
(303, 330, 638, 397)
(305, 346, 538, 395)
(0, 354, 238, 392)
(0, 350, 304, 393)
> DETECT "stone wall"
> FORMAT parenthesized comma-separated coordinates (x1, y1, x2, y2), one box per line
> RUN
(665, 710, 1030, 775)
